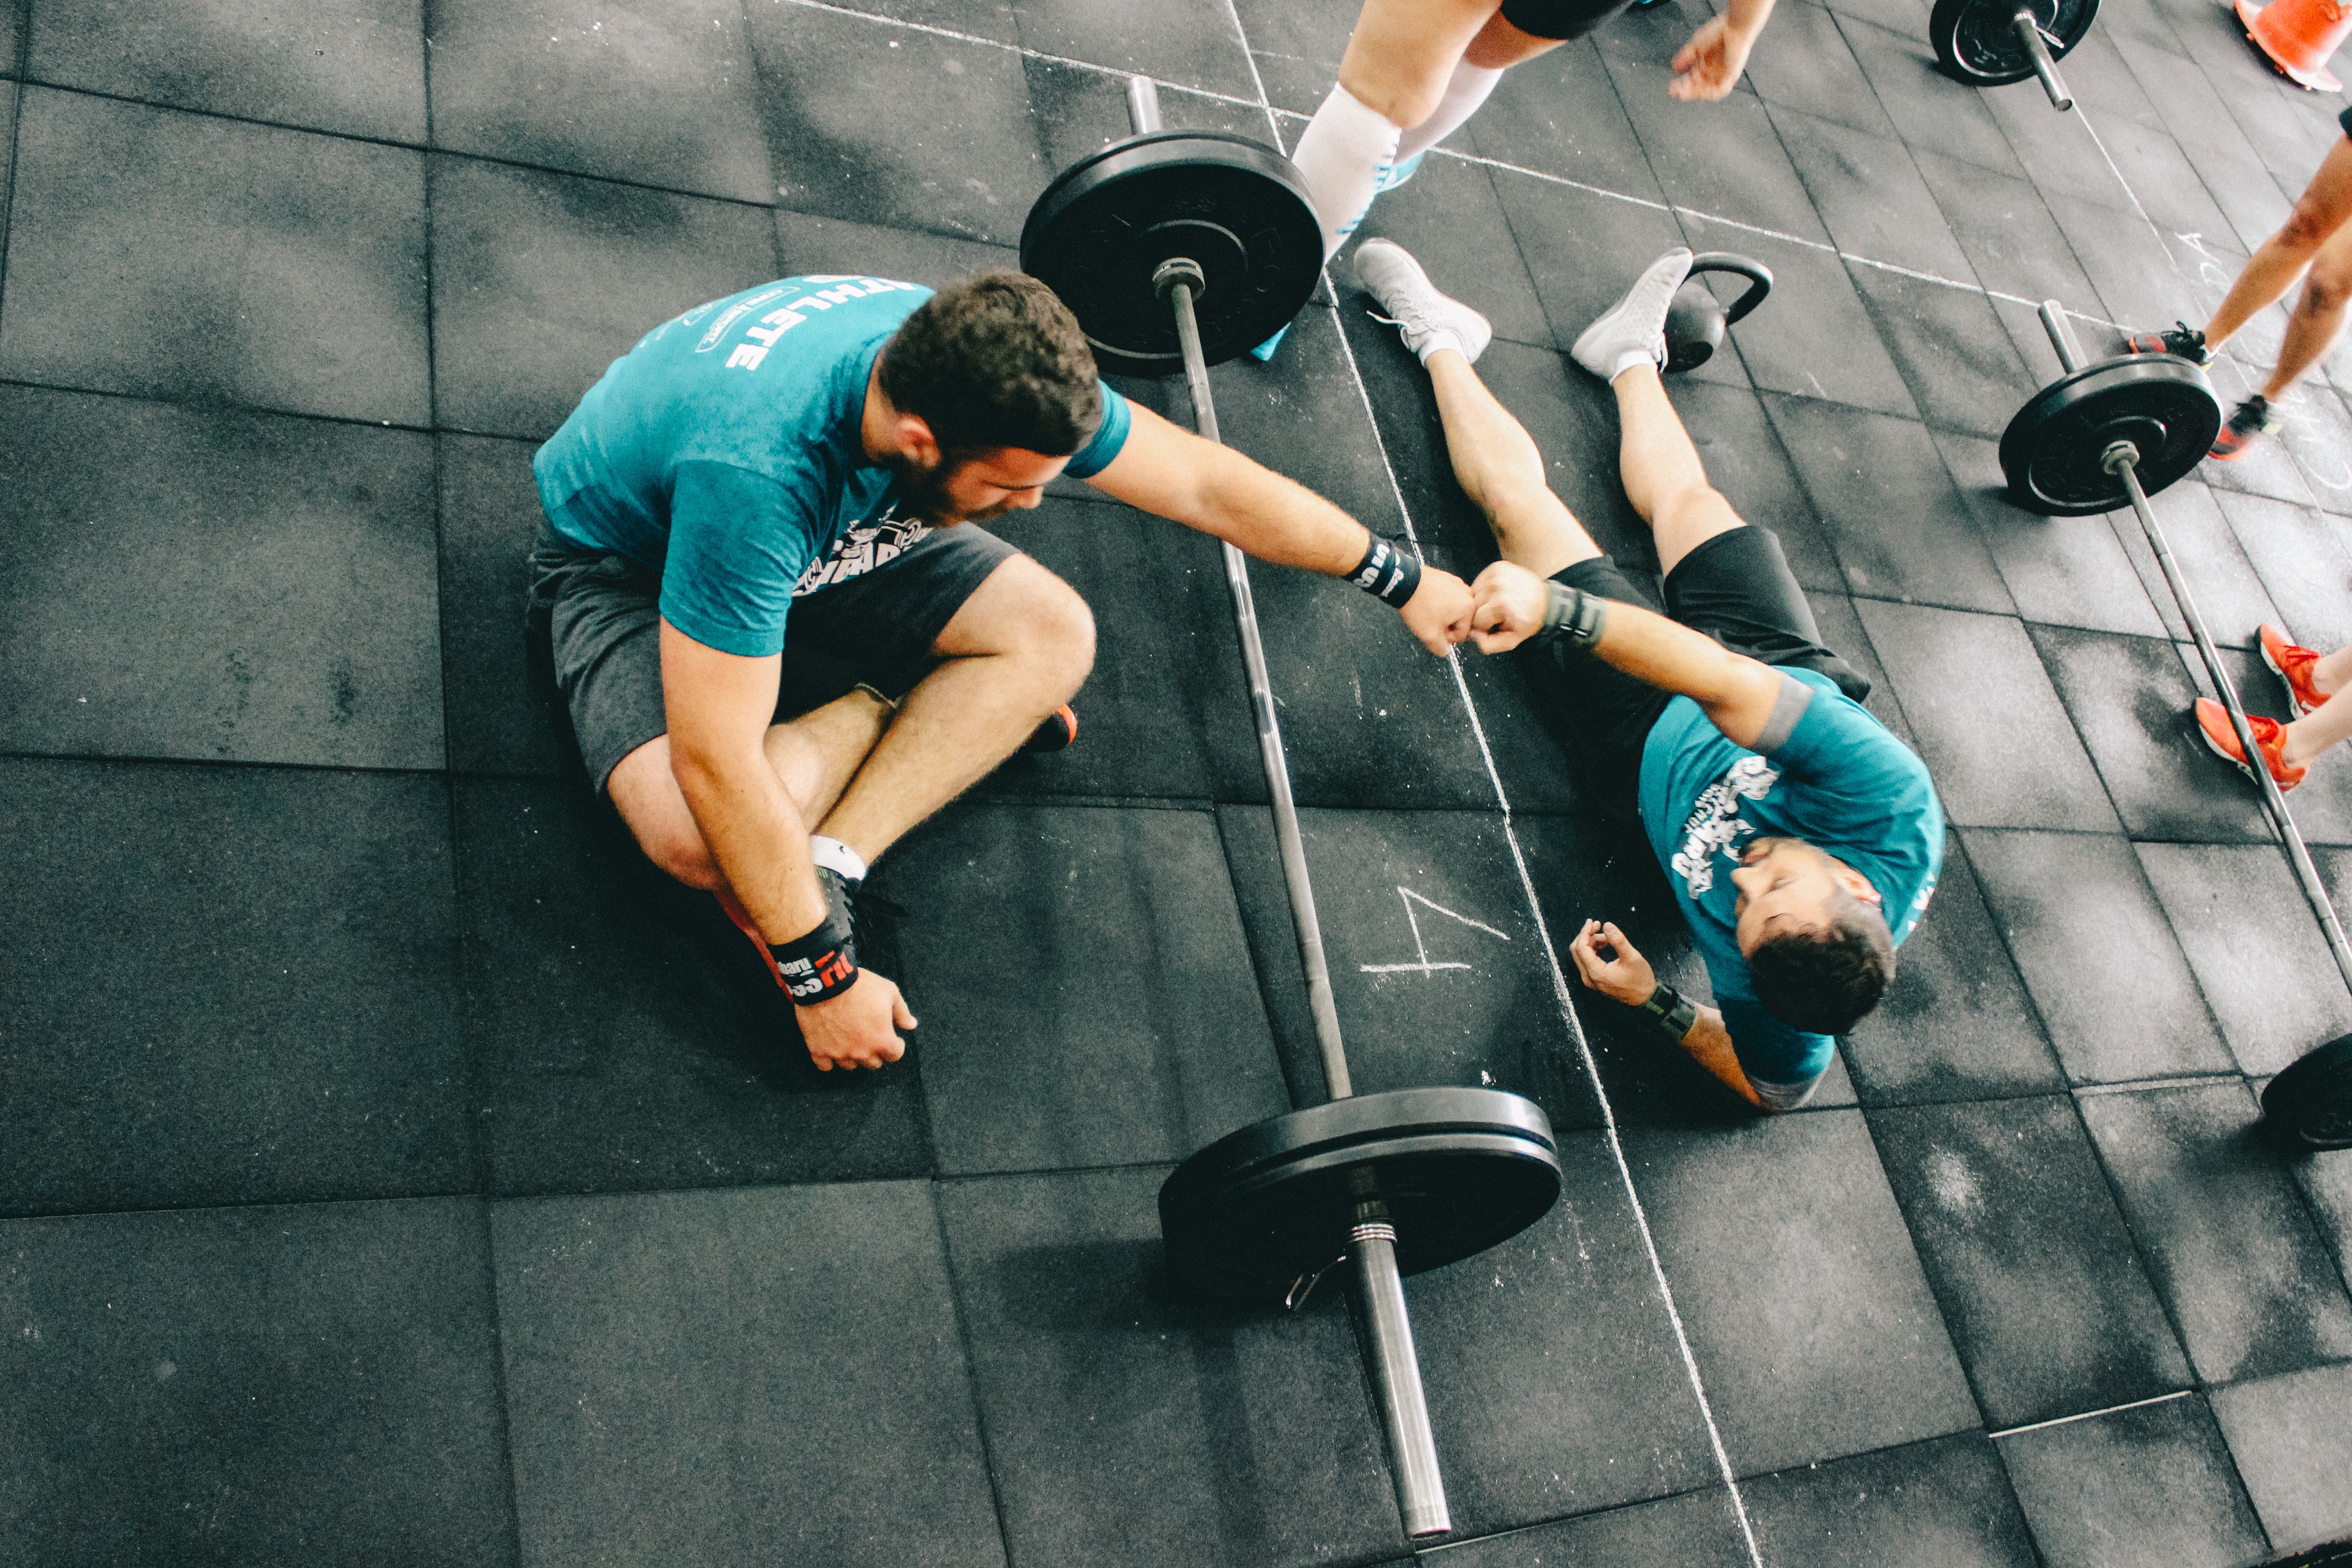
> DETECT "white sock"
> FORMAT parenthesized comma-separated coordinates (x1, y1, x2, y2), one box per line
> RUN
(1397, 60, 1504, 163)
(1292, 84, 1402, 259)
(810, 835, 868, 883)
(1610, 347, 1657, 380)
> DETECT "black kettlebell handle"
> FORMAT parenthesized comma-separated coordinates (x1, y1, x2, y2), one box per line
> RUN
(1687, 253, 1773, 325)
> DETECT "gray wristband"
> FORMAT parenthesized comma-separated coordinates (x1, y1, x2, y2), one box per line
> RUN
(1533, 581, 1608, 647)
(1639, 982, 1700, 1043)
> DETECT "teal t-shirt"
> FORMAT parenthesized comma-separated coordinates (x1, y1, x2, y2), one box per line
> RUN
(532, 275, 1133, 656)
(1637, 669, 1943, 1085)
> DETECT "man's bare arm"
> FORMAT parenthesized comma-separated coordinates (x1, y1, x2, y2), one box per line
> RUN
(1086, 403, 1475, 653)
(1470, 559, 1786, 747)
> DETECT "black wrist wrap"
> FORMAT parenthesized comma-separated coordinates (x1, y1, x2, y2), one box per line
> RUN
(1533, 581, 1607, 647)
(1349, 534, 1422, 609)
(1640, 983, 1700, 1043)
(771, 910, 859, 1005)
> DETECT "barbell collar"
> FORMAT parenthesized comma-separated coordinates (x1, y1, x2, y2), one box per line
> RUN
(2099, 438, 2142, 476)
(1352, 1224, 1451, 1538)
(1155, 255, 1209, 308)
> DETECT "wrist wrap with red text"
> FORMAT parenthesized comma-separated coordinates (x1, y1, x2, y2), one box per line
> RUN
(770, 910, 859, 1006)
(1349, 534, 1422, 609)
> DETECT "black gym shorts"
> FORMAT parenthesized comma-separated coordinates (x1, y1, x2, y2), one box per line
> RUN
(1500, 0, 1640, 41)
(525, 517, 1022, 796)
(1522, 525, 1870, 807)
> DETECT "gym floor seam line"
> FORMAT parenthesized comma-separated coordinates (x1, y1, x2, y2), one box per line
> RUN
(1220, 7, 1770, 1564)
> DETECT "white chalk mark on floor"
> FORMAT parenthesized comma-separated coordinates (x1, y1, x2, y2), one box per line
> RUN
(1360, 887, 1511, 975)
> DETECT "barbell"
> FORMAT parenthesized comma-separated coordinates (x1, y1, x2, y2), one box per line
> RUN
(2003, 303, 2352, 1150)
(1021, 80, 1565, 1542)
(1931, 0, 2100, 110)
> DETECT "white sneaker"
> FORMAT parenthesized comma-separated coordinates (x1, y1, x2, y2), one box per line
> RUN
(1570, 248, 1693, 381)
(1353, 238, 1493, 365)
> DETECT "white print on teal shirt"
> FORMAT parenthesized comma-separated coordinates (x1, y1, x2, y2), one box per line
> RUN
(793, 512, 931, 597)
(1670, 754, 1779, 898)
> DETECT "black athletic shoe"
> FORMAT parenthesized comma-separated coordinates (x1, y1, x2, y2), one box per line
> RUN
(2123, 320, 2211, 364)
(2210, 395, 2282, 461)
(1022, 703, 1080, 753)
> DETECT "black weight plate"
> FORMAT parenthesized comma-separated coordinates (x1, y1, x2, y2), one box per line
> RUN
(1020, 130, 1323, 377)
(2262, 1033, 2352, 1150)
(1999, 354, 2221, 515)
(1932, 0, 2099, 83)
(1158, 1086, 1562, 1301)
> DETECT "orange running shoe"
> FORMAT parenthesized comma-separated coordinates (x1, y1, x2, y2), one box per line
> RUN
(2195, 697, 2307, 790)
(2259, 622, 2328, 715)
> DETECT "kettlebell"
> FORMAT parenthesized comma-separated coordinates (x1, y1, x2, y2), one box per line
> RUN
(1664, 253, 1773, 373)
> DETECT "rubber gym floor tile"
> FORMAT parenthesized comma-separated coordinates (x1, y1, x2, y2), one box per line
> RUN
(1700, 233, 1922, 421)
(1424, 1487, 1752, 1568)
(1341, 156, 1552, 353)
(1839, 838, 2066, 1106)
(1856, 601, 2103, 829)
(975, 496, 1248, 804)
(493, 1183, 1001, 1568)
(2207, 490, 2352, 652)
(2077, 1080, 2352, 1384)
(2210, 1362, 2352, 1554)
(425, 0, 773, 205)
(1615, 83, 1832, 246)
(0, 758, 471, 1217)
(2095, 117, 2241, 244)
(937, 1165, 1406, 1568)
(453, 776, 932, 1196)
(1869, 1095, 2191, 1427)
(1226, 0, 1352, 117)
(1961, 827, 2233, 1083)
(1773, 107, 1973, 280)
(2290, 1128, 2352, 1281)
(24, 0, 423, 142)
(1810, 589, 1921, 748)
(1995, 1393, 2267, 1568)
(1934, 430, 2169, 639)
(1742, 1432, 2040, 1568)
(0, 1199, 510, 1564)
(2269, 382, 2352, 513)
(1839, 15, 2030, 180)
(1026, 54, 1273, 177)
(0, 386, 443, 771)
(1741, 0, 1895, 138)
(1394, 1130, 1723, 1534)
(1985, 86, 2143, 214)
(786, 0, 1020, 44)
(2026, 624, 2269, 842)
(438, 433, 572, 780)
(882, 801, 1291, 1174)
(429, 154, 780, 440)
(1848, 263, 2043, 442)
(0, 0, 17, 72)
(1011, 0, 1258, 100)
(0, 88, 428, 425)
(1219, 805, 1607, 1132)
(2047, 197, 2230, 350)
(776, 205, 1014, 285)
(2106, 479, 2283, 649)
(745, 2, 1046, 247)
(1458, 46, 1666, 211)
(2117, 51, 2290, 255)
(1673, 377, 1848, 594)
(1483, 172, 1688, 371)
(2139, 842, 2352, 1076)
(1913, 149, 2101, 306)
(1620, 1110, 1978, 1475)
(1765, 399, 2013, 610)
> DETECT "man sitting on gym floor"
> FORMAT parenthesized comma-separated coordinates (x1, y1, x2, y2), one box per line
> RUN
(1354, 239, 1944, 1110)
(529, 269, 1475, 1075)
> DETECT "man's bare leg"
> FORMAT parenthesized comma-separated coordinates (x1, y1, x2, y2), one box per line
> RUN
(1611, 363, 1746, 573)
(1425, 348, 1601, 574)
(816, 553, 1094, 865)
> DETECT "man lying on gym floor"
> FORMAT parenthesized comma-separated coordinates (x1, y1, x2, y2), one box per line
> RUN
(528, 269, 1475, 1074)
(1355, 239, 1944, 1110)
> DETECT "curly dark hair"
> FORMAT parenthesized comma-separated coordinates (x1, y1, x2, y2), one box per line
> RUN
(1747, 885, 1895, 1036)
(877, 269, 1101, 458)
